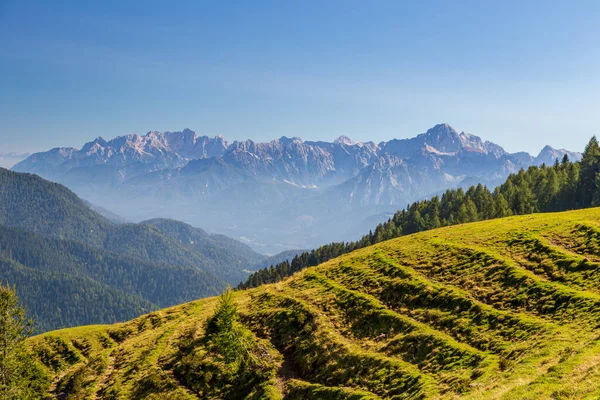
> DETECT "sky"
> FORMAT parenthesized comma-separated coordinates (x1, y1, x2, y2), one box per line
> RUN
(1, 0, 599, 154)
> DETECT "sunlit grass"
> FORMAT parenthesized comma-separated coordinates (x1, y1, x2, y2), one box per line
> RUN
(27, 207, 600, 399)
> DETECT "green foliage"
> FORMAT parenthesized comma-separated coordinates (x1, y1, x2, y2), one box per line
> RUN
(0, 168, 267, 332)
(206, 287, 256, 370)
(173, 287, 280, 399)
(0, 168, 111, 245)
(0, 285, 49, 399)
(580, 136, 600, 206)
(25, 208, 600, 398)
(0, 225, 223, 332)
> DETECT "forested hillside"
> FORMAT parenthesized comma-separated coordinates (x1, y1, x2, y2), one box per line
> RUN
(0, 169, 265, 284)
(0, 225, 224, 332)
(141, 218, 265, 282)
(28, 207, 600, 398)
(0, 168, 111, 244)
(251, 249, 306, 270)
(242, 136, 599, 288)
(0, 168, 266, 332)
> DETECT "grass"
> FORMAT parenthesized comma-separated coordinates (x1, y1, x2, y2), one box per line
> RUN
(26, 207, 600, 399)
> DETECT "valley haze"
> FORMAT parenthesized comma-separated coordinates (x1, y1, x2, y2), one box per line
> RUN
(13, 123, 581, 254)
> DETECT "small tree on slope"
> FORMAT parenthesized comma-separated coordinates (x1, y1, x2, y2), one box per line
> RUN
(0, 284, 36, 399)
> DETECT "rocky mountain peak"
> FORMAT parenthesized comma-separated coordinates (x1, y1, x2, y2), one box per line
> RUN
(275, 136, 303, 146)
(534, 145, 582, 165)
(334, 135, 354, 146)
(421, 124, 467, 154)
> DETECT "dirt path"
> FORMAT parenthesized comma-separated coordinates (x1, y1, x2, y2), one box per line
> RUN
(48, 365, 78, 398)
(275, 357, 300, 396)
(94, 353, 116, 399)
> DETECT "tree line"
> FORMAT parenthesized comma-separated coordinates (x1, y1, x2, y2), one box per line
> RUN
(240, 136, 600, 289)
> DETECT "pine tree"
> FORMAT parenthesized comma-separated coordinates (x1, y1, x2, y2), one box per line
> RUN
(457, 198, 479, 223)
(541, 168, 560, 210)
(0, 284, 35, 400)
(205, 286, 262, 374)
(493, 192, 512, 218)
(593, 173, 600, 206)
(578, 136, 600, 207)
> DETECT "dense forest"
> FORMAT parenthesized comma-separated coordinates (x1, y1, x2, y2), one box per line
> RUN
(241, 136, 600, 288)
(0, 225, 229, 332)
(0, 168, 267, 332)
(0, 168, 112, 244)
(0, 168, 265, 284)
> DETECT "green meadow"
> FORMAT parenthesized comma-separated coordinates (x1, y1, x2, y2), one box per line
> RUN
(28, 208, 600, 399)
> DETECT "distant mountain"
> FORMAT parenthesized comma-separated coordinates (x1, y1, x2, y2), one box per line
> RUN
(0, 168, 266, 331)
(83, 199, 128, 223)
(13, 130, 227, 182)
(533, 145, 582, 166)
(0, 152, 30, 168)
(250, 249, 307, 271)
(13, 124, 582, 252)
(140, 218, 265, 281)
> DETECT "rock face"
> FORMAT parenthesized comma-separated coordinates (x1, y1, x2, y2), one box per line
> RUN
(12, 124, 582, 252)
(533, 145, 582, 166)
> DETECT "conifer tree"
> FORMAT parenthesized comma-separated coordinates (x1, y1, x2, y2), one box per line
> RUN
(579, 136, 600, 206)
(0, 284, 39, 400)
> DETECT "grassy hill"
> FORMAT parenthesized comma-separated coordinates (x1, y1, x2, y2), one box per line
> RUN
(27, 208, 600, 399)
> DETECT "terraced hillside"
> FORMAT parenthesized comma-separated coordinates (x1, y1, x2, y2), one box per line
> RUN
(28, 208, 600, 399)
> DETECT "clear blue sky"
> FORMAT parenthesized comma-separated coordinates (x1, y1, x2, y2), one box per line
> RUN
(1, 0, 599, 154)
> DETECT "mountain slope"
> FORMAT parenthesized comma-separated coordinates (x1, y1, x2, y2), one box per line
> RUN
(0, 167, 265, 283)
(0, 225, 224, 332)
(0, 168, 111, 245)
(0, 250, 155, 332)
(28, 207, 600, 399)
(140, 218, 265, 281)
(0, 168, 266, 331)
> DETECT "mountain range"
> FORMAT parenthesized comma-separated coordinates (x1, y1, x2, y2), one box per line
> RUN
(13, 124, 582, 253)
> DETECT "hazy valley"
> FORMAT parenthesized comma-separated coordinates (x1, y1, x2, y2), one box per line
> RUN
(13, 124, 581, 253)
